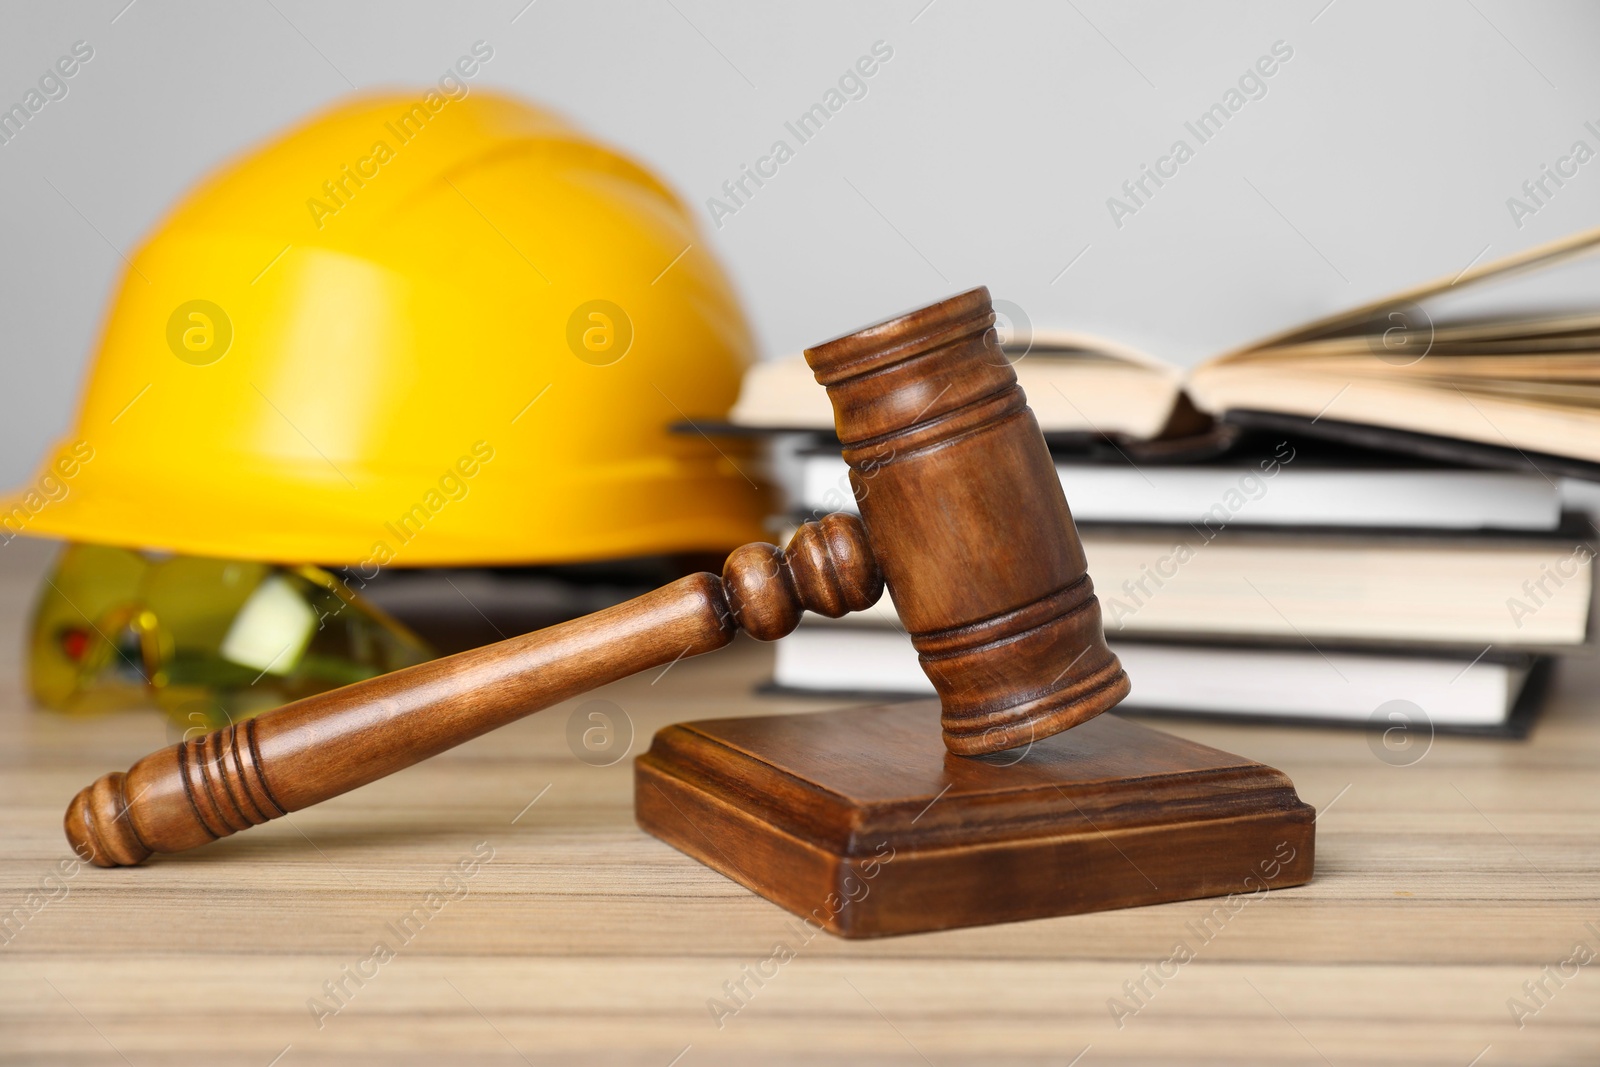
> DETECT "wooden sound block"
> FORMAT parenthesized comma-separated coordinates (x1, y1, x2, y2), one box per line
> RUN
(635, 701, 1315, 938)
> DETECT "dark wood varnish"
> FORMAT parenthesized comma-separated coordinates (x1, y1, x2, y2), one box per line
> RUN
(636, 701, 1316, 938)
(804, 287, 1130, 754)
(65, 514, 881, 867)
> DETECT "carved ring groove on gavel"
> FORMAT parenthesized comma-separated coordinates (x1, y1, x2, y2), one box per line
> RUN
(65, 286, 1128, 867)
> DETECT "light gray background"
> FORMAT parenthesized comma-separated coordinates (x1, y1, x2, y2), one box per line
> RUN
(3, 0, 1599, 488)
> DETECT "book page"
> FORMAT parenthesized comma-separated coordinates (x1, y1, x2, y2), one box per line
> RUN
(1209, 224, 1600, 363)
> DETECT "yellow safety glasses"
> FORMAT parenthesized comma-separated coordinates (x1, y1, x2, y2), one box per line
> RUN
(30, 543, 431, 734)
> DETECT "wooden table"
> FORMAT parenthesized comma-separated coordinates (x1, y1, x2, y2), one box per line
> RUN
(2, 538, 1597, 1066)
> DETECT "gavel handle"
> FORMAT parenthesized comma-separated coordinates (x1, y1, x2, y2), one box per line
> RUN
(66, 515, 881, 866)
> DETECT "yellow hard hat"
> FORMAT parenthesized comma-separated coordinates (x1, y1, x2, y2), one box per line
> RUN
(2, 91, 768, 566)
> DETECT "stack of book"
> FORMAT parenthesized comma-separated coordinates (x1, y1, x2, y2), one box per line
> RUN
(722, 229, 1600, 736)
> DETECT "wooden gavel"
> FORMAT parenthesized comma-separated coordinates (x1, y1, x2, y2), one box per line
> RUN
(66, 287, 1128, 867)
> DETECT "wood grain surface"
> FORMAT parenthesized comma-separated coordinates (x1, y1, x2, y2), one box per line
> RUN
(2, 538, 1599, 1065)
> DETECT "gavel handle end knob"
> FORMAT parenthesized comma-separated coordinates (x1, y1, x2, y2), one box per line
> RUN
(65, 772, 152, 868)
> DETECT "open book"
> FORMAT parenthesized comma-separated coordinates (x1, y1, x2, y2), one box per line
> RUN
(730, 227, 1600, 476)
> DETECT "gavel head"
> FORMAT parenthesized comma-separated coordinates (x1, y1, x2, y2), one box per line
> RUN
(805, 286, 1130, 756)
